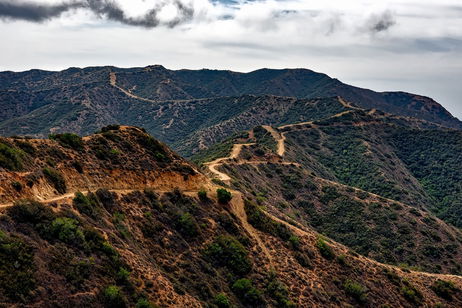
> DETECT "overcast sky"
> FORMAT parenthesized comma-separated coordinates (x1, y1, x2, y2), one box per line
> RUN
(0, 0, 461, 118)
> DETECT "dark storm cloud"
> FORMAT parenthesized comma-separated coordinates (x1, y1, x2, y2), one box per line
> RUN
(367, 10, 396, 33)
(0, 1, 84, 22)
(0, 0, 194, 28)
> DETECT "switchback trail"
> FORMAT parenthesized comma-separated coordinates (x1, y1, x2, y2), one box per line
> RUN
(203, 143, 255, 183)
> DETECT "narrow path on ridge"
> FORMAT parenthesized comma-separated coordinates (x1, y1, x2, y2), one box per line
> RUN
(262, 125, 286, 156)
(109, 72, 209, 104)
(110, 72, 159, 103)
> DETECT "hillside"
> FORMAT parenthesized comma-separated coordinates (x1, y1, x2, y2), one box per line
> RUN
(1, 126, 462, 307)
(0, 65, 460, 157)
(194, 107, 462, 274)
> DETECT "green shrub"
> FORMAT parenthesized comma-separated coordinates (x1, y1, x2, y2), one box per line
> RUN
(316, 238, 335, 260)
(103, 285, 126, 308)
(136, 134, 170, 162)
(431, 279, 459, 300)
(116, 267, 131, 285)
(135, 298, 157, 308)
(245, 200, 293, 241)
(50, 217, 85, 246)
(217, 188, 232, 204)
(42, 167, 66, 194)
(94, 144, 120, 162)
(112, 212, 131, 239)
(232, 278, 264, 305)
(320, 186, 341, 204)
(49, 133, 84, 151)
(14, 140, 36, 155)
(401, 283, 423, 305)
(73, 191, 100, 218)
(288, 235, 300, 250)
(0, 141, 24, 171)
(198, 189, 208, 202)
(337, 254, 347, 266)
(65, 258, 92, 287)
(344, 280, 368, 303)
(7, 199, 56, 225)
(101, 241, 119, 258)
(205, 236, 251, 275)
(11, 181, 23, 192)
(214, 293, 231, 308)
(266, 275, 295, 307)
(176, 213, 199, 237)
(0, 231, 35, 300)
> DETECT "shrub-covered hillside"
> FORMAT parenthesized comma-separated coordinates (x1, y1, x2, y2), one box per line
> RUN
(1, 126, 462, 307)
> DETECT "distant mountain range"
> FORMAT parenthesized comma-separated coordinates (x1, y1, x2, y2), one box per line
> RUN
(0, 65, 460, 157)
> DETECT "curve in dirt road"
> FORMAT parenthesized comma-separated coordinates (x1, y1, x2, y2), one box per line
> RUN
(204, 143, 255, 182)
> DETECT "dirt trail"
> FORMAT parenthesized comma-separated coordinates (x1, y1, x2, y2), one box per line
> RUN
(338, 97, 361, 110)
(0, 188, 204, 210)
(262, 125, 285, 156)
(229, 191, 274, 268)
(204, 143, 255, 182)
(278, 121, 313, 130)
(110, 72, 158, 103)
(109, 72, 210, 104)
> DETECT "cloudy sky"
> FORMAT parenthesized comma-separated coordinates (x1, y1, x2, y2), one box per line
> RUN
(0, 0, 461, 118)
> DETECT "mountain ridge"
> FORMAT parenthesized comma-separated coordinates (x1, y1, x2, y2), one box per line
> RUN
(0, 65, 460, 153)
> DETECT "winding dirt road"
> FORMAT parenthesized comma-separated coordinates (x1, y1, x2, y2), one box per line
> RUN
(203, 143, 255, 182)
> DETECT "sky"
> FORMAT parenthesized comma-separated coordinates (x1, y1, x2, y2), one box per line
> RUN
(0, 0, 461, 118)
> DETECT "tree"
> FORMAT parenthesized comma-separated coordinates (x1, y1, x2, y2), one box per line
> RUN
(217, 188, 232, 204)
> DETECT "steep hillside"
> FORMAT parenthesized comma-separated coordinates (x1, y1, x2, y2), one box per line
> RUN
(0, 65, 460, 154)
(279, 110, 462, 227)
(1, 127, 462, 307)
(194, 109, 462, 274)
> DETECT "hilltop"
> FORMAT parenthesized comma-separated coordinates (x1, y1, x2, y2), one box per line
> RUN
(1, 126, 462, 307)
